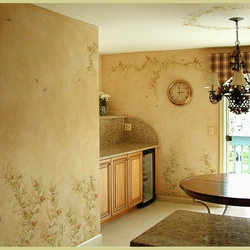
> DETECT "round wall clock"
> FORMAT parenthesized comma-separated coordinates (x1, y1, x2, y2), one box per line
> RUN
(167, 80, 192, 106)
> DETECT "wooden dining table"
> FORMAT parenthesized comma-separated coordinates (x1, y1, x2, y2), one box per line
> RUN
(179, 173, 250, 214)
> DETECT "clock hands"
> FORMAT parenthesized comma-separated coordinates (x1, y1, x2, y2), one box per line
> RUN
(177, 86, 184, 95)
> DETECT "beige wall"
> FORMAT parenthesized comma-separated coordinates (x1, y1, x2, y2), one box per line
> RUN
(101, 46, 250, 197)
(0, 4, 99, 246)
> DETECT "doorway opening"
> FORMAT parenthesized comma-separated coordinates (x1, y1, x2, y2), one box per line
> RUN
(225, 102, 250, 174)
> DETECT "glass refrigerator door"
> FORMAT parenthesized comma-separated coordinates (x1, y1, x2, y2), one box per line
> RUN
(142, 152, 154, 203)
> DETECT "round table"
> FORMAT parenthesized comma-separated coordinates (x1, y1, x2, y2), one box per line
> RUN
(179, 173, 250, 214)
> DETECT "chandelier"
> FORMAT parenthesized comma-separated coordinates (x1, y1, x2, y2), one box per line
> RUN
(205, 17, 250, 115)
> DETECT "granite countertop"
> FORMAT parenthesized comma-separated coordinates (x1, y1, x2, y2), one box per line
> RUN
(100, 143, 159, 160)
(130, 210, 250, 246)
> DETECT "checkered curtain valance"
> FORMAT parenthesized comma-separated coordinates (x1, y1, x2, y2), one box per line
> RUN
(209, 52, 250, 85)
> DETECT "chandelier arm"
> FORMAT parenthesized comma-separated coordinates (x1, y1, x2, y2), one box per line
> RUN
(246, 73, 250, 84)
(239, 49, 247, 71)
(209, 90, 223, 104)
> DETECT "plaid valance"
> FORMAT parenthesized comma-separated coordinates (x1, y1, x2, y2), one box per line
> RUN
(209, 52, 250, 85)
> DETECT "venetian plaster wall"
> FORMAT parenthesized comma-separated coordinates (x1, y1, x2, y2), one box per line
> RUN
(0, 4, 99, 247)
(101, 46, 250, 198)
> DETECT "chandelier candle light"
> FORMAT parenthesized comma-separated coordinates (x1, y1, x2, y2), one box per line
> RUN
(205, 17, 250, 115)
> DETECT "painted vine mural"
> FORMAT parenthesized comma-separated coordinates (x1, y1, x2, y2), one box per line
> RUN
(0, 166, 98, 246)
(160, 148, 216, 197)
(1, 4, 100, 248)
(28, 41, 98, 92)
(87, 42, 98, 76)
(105, 53, 217, 198)
(107, 55, 205, 97)
(182, 5, 250, 30)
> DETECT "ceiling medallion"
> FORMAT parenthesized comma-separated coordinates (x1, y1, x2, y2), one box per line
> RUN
(183, 5, 250, 30)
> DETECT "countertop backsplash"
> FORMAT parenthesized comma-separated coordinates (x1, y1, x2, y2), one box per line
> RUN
(100, 115, 159, 149)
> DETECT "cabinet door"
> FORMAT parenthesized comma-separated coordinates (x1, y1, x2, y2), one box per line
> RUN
(100, 159, 112, 223)
(112, 155, 128, 216)
(128, 151, 143, 208)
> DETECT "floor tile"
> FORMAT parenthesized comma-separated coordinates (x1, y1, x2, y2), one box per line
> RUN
(94, 200, 250, 246)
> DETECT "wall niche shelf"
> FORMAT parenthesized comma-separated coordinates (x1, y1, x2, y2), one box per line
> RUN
(99, 109, 127, 119)
(99, 115, 127, 119)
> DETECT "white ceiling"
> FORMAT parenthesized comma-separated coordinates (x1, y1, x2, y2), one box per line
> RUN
(34, 3, 250, 54)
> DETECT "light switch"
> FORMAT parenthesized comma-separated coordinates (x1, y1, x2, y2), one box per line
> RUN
(125, 123, 132, 131)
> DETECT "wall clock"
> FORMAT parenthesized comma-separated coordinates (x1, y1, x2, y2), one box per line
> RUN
(167, 80, 192, 106)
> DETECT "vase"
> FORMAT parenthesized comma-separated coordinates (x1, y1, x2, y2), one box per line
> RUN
(100, 105, 107, 116)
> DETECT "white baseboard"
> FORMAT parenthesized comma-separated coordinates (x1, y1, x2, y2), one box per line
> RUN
(77, 234, 102, 247)
(156, 195, 223, 208)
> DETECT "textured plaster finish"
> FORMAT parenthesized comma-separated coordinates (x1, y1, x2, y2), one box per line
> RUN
(0, 4, 99, 247)
(100, 47, 249, 197)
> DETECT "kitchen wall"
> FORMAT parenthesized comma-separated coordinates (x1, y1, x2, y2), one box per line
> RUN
(100, 46, 250, 198)
(0, 4, 99, 247)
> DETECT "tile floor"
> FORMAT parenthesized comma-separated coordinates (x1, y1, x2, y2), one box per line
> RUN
(93, 199, 250, 246)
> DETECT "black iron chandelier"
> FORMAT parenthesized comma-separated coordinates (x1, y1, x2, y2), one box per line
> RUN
(205, 17, 250, 115)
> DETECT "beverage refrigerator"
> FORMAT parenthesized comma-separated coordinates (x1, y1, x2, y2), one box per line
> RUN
(137, 148, 155, 208)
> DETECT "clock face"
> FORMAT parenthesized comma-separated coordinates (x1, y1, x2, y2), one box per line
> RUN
(168, 80, 192, 105)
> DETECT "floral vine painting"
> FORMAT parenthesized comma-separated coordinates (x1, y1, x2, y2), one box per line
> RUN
(161, 148, 182, 197)
(0, 167, 98, 247)
(182, 5, 250, 30)
(1, 167, 44, 246)
(40, 181, 62, 247)
(69, 174, 99, 245)
(201, 149, 217, 174)
(86, 42, 98, 75)
(160, 147, 216, 198)
(107, 55, 205, 97)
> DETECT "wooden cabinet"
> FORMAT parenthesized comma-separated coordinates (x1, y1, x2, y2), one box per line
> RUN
(128, 152, 142, 208)
(112, 155, 128, 216)
(100, 151, 142, 223)
(100, 158, 112, 222)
